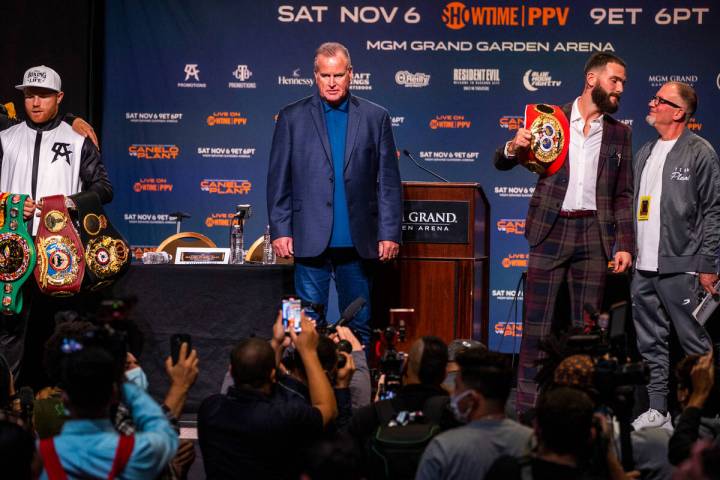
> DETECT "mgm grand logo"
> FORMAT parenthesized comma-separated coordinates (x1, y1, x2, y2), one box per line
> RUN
(403, 210, 458, 232)
(402, 200, 469, 243)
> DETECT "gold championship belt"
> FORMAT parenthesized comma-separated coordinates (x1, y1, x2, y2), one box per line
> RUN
(34, 195, 85, 296)
(522, 104, 570, 176)
(69, 191, 130, 290)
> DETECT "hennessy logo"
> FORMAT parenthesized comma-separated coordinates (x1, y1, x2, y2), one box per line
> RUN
(51, 143, 72, 165)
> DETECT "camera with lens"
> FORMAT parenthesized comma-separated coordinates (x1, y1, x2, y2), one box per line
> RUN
(562, 301, 648, 406)
(373, 324, 407, 400)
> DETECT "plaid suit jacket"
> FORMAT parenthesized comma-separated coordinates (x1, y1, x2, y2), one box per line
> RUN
(494, 103, 635, 258)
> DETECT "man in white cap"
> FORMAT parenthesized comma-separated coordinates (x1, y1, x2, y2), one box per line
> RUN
(0, 65, 112, 380)
(2, 65, 112, 223)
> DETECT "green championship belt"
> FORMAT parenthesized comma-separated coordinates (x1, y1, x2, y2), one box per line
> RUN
(69, 191, 130, 291)
(0, 193, 37, 315)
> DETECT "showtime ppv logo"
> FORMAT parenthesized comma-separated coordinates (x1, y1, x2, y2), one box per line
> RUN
(502, 253, 529, 268)
(128, 144, 179, 159)
(395, 71, 430, 88)
(499, 116, 524, 130)
(205, 213, 233, 228)
(207, 112, 248, 126)
(687, 118, 703, 131)
(497, 219, 525, 235)
(133, 178, 173, 193)
(442, 2, 569, 29)
(429, 114, 471, 129)
(200, 179, 252, 195)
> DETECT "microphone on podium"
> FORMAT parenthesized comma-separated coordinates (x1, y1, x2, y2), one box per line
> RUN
(402, 149, 450, 183)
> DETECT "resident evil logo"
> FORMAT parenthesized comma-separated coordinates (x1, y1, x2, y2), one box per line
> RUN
(51, 142, 72, 165)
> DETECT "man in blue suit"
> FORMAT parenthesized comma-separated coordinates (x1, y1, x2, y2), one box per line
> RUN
(267, 42, 402, 345)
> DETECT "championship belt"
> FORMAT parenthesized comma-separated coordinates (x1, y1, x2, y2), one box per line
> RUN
(69, 191, 130, 291)
(0, 193, 37, 314)
(34, 195, 85, 296)
(522, 104, 570, 176)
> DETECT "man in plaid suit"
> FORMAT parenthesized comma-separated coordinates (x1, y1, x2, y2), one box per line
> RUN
(494, 53, 635, 414)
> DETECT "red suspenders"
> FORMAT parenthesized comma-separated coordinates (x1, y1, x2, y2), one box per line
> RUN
(40, 434, 135, 480)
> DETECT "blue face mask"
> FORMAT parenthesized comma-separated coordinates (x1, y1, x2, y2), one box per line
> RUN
(125, 367, 149, 391)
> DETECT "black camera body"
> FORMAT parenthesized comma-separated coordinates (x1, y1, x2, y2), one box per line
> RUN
(375, 325, 407, 400)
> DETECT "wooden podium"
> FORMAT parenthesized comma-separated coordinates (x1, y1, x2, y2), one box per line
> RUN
(373, 182, 490, 349)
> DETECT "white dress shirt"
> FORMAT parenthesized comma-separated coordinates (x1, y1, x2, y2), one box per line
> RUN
(561, 98, 604, 211)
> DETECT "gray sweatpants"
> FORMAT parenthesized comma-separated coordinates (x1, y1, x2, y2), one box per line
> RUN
(631, 270, 712, 412)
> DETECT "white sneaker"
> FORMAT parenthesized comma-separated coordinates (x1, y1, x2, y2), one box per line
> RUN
(632, 408, 672, 432)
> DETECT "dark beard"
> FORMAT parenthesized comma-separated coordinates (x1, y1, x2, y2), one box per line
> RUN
(591, 84, 620, 114)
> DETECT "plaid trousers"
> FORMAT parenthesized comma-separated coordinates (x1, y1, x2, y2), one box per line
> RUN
(516, 215, 608, 414)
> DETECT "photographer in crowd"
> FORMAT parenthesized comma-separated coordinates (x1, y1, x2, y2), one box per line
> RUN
(415, 347, 532, 479)
(348, 335, 452, 438)
(544, 351, 671, 479)
(330, 325, 372, 410)
(669, 351, 720, 466)
(487, 387, 629, 480)
(38, 337, 178, 479)
(198, 316, 337, 479)
(36, 318, 199, 479)
(273, 324, 356, 430)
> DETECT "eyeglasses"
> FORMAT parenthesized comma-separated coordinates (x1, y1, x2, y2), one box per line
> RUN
(650, 95, 683, 109)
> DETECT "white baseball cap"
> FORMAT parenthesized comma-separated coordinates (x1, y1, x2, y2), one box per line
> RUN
(15, 65, 62, 92)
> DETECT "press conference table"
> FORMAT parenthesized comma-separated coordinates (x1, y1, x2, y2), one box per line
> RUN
(110, 263, 294, 412)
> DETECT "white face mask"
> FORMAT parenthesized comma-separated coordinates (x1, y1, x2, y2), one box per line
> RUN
(125, 367, 149, 391)
(449, 389, 474, 423)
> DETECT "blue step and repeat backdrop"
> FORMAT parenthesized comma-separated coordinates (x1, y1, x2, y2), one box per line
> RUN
(102, 0, 719, 352)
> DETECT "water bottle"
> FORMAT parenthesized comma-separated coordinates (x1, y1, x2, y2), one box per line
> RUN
(262, 225, 275, 265)
(229, 217, 244, 264)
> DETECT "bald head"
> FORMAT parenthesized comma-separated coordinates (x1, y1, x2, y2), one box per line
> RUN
(230, 338, 275, 388)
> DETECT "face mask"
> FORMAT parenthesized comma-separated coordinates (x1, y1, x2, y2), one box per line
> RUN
(442, 371, 458, 393)
(449, 389, 474, 423)
(125, 367, 149, 391)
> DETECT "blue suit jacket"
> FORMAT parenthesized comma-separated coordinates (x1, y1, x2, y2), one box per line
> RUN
(267, 93, 402, 259)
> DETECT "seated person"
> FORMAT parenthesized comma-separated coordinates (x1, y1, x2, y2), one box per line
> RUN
(416, 348, 532, 480)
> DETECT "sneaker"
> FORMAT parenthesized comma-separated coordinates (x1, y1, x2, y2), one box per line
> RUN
(632, 408, 672, 432)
